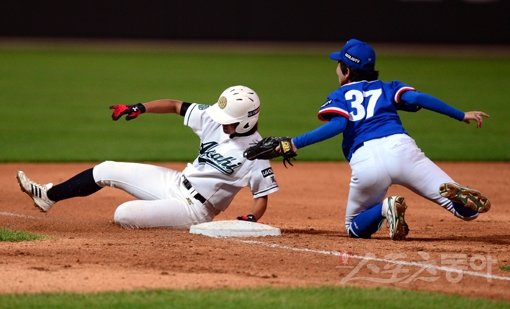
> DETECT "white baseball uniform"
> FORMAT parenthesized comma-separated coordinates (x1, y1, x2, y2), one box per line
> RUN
(344, 133, 465, 231)
(93, 103, 279, 229)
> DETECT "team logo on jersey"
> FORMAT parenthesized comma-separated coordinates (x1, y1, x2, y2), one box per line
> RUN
(198, 104, 209, 110)
(218, 96, 227, 109)
(198, 142, 242, 175)
(261, 167, 274, 178)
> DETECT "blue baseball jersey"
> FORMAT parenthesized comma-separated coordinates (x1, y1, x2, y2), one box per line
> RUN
(318, 80, 415, 160)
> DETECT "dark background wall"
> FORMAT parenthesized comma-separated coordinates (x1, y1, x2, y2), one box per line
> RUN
(1, 0, 508, 44)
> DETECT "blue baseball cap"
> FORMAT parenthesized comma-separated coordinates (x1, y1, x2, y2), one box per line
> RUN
(329, 38, 376, 71)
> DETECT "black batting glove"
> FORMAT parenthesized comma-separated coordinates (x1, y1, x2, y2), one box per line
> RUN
(110, 103, 146, 121)
(237, 214, 257, 222)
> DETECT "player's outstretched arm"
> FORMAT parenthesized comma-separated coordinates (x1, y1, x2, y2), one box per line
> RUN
(237, 196, 268, 222)
(463, 111, 490, 128)
(142, 99, 183, 114)
(110, 99, 183, 121)
(110, 103, 146, 121)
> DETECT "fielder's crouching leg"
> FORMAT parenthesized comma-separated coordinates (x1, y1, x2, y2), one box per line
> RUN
(346, 204, 385, 239)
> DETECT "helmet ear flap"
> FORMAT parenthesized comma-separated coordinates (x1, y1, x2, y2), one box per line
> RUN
(235, 119, 256, 134)
(235, 100, 260, 134)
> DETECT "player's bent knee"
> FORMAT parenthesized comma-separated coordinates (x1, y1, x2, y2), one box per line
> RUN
(93, 161, 117, 186)
(114, 203, 139, 229)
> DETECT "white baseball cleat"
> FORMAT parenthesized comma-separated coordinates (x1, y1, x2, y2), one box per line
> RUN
(16, 171, 54, 212)
(383, 195, 409, 241)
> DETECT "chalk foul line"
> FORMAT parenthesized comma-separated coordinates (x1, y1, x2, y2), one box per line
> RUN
(0, 211, 39, 220)
(235, 239, 510, 282)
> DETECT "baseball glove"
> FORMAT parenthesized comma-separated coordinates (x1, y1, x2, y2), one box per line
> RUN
(243, 136, 297, 167)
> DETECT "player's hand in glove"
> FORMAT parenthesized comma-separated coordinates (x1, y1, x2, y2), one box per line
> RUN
(244, 136, 297, 167)
(237, 214, 257, 222)
(110, 103, 146, 121)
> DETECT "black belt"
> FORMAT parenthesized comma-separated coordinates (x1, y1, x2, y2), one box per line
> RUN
(182, 176, 206, 203)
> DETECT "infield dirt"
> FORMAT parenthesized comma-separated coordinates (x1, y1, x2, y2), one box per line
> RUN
(1, 162, 509, 301)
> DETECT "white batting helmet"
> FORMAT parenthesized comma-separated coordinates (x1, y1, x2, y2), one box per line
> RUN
(206, 85, 260, 134)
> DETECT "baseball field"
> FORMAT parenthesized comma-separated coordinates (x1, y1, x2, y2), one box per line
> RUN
(1, 40, 509, 307)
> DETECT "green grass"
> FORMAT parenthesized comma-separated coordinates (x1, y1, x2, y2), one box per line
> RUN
(0, 44, 508, 306)
(501, 265, 510, 272)
(0, 47, 508, 162)
(0, 287, 508, 308)
(0, 228, 46, 241)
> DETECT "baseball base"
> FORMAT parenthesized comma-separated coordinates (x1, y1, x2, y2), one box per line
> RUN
(189, 220, 281, 238)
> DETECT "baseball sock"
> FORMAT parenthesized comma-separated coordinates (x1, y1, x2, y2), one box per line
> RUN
(47, 168, 102, 202)
(452, 202, 478, 220)
(348, 203, 384, 238)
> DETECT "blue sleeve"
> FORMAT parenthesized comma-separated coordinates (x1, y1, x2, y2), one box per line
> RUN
(292, 116, 346, 149)
(395, 102, 421, 112)
(400, 91, 465, 121)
